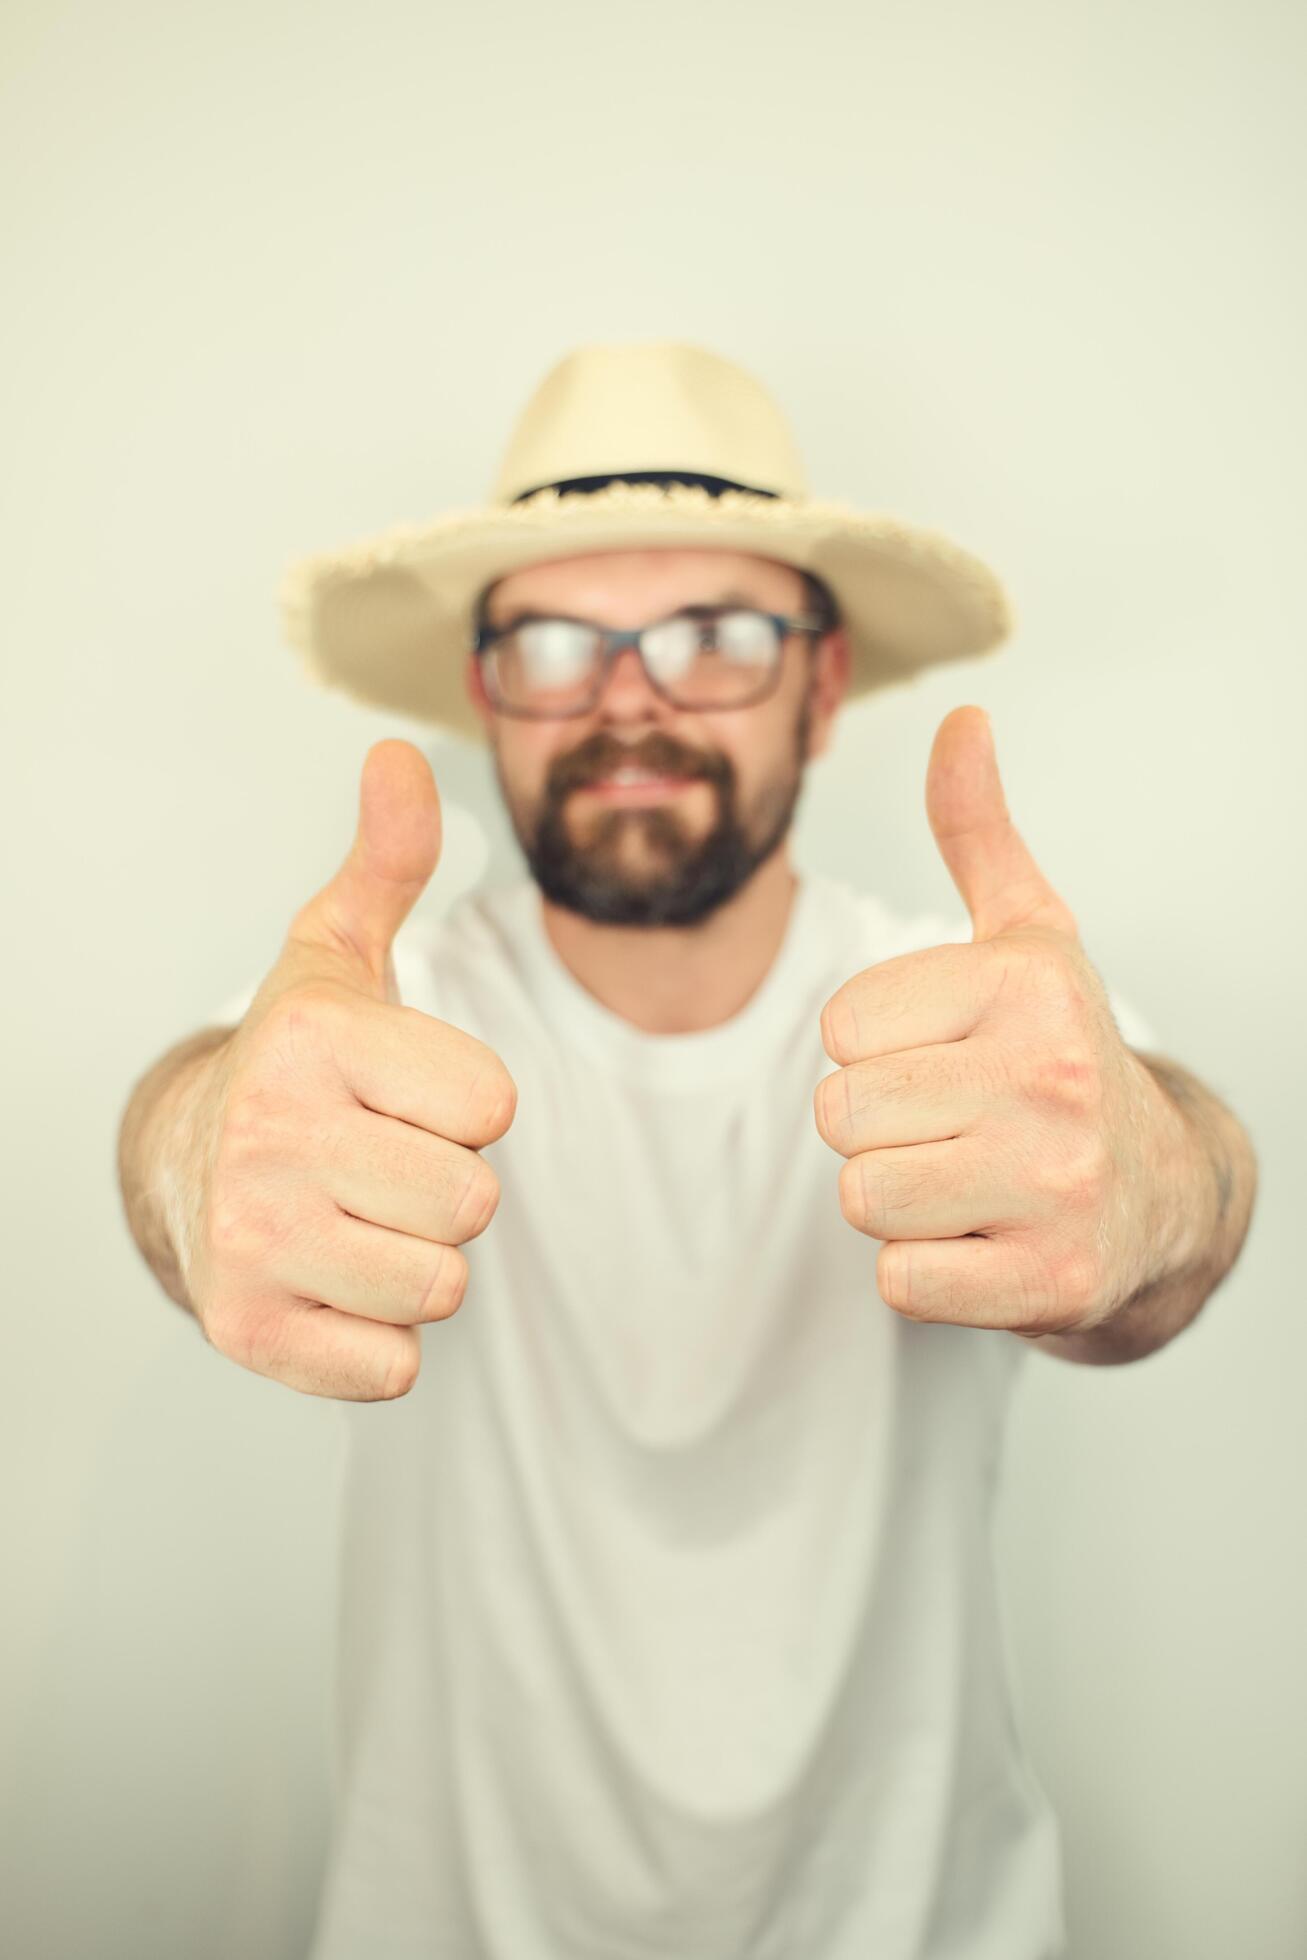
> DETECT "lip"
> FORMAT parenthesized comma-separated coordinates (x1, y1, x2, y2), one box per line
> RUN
(574, 774, 701, 803)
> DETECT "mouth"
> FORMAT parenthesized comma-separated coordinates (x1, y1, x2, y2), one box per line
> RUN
(572, 769, 703, 804)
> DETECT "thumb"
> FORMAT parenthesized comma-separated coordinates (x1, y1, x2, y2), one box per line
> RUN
(925, 706, 1078, 944)
(286, 739, 443, 995)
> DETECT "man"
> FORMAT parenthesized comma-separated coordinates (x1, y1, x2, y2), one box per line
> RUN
(117, 341, 1258, 1958)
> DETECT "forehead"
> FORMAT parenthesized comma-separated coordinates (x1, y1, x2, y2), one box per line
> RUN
(483, 547, 804, 624)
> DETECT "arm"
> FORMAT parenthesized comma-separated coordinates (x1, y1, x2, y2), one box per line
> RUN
(116, 1026, 237, 1317)
(1031, 1051, 1260, 1366)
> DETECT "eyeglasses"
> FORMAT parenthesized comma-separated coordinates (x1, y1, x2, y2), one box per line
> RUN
(472, 606, 828, 720)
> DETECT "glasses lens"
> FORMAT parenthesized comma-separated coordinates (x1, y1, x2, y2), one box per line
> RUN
(486, 620, 602, 712)
(482, 610, 785, 715)
(650, 610, 782, 706)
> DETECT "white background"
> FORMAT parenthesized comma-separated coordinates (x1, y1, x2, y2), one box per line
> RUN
(2, 1, 1303, 1954)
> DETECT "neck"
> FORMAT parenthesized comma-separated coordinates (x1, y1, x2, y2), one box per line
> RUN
(538, 847, 801, 1034)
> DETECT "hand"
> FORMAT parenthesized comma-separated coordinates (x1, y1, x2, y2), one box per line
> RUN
(171, 740, 518, 1400)
(812, 706, 1181, 1339)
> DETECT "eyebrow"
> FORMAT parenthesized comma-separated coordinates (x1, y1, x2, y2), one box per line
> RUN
(485, 590, 767, 633)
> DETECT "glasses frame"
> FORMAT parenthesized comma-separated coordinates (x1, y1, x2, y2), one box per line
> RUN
(471, 606, 830, 720)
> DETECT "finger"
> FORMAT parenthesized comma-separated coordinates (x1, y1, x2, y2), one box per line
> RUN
(322, 993, 518, 1150)
(320, 1104, 502, 1245)
(925, 707, 1079, 944)
(820, 940, 995, 1068)
(813, 1040, 989, 1157)
(270, 1209, 471, 1327)
(874, 1232, 1085, 1333)
(283, 739, 443, 1000)
(222, 1298, 421, 1402)
(837, 1137, 1022, 1243)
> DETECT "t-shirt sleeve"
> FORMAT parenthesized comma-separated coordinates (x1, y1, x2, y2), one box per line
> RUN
(208, 977, 261, 1027)
(1104, 985, 1161, 1054)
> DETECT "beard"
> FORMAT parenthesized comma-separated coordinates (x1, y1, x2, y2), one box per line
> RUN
(496, 689, 813, 928)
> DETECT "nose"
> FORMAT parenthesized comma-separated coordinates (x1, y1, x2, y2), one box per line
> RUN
(593, 640, 672, 721)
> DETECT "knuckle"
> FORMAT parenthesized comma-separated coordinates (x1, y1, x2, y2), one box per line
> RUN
(1015, 939, 1073, 989)
(837, 1062, 865, 1134)
(875, 1244, 904, 1311)
(462, 1059, 518, 1143)
(196, 1291, 236, 1357)
(261, 986, 343, 1056)
(820, 995, 858, 1065)
(1035, 1133, 1110, 1204)
(218, 1091, 285, 1170)
(1002, 942, 1086, 1021)
(837, 1155, 869, 1229)
(1027, 1046, 1100, 1116)
(207, 1190, 267, 1264)
(451, 1157, 500, 1241)
(418, 1244, 469, 1321)
(813, 1071, 847, 1148)
(222, 1299, 282, 1377)
(208, 1185, 302, 1279)
(483, 1065, 518, 1138)
(380, 1336, 421, 1400)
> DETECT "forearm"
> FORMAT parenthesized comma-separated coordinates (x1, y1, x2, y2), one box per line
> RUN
(116, 1027, 235, 1317)
(1036, 1052, 1260, 1366)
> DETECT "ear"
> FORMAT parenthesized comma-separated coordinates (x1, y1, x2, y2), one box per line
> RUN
(805, 628, 852, 761)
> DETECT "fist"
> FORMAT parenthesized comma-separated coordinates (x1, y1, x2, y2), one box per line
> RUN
(175, 740, 517, 1400)
(813, 707, 1174, 1339)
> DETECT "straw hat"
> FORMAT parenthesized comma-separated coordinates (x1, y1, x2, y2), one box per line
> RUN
(278, 339, 1014, 743)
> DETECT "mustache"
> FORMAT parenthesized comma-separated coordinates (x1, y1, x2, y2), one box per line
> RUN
(547, 734, 733, 796)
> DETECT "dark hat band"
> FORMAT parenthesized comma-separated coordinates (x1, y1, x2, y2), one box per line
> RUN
(509, 469, 780, 504)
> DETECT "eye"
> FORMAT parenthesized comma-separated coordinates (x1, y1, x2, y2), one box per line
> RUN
(513, 619, 596, 684)
(712, 610, 781, 664)
(639, 614, 704, 680)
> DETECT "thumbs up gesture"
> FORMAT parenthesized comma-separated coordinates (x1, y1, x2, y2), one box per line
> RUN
(813, 707, 1186, 1340)
(175, 740, 517, 1400)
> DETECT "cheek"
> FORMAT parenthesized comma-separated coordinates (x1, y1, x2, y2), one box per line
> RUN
(704, 718, 792, 799)
(496, 731, 561, 804)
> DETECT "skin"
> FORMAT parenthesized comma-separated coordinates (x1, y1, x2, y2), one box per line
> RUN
(463, 552, 1257, 1360)
(464, 548, 851, 1034)
(117, 555, 1251, 1379)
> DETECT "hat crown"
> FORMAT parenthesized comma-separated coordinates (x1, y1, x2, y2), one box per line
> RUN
(489, 340, 810, 506)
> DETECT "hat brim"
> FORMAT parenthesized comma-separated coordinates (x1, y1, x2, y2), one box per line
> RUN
(279, 479, 1014, 744)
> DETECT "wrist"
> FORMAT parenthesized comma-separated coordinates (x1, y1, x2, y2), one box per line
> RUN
(1130, 1052, 1226, 1297)
(143, 1034, 234, 1294)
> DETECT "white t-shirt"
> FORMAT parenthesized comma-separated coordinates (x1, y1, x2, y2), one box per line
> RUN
(213, 872, 1158, 1960)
